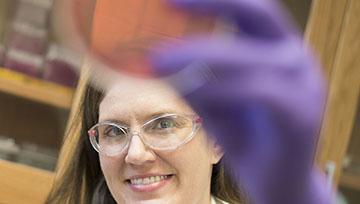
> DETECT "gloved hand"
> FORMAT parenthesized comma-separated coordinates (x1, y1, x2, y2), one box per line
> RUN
(150, 0, 333, 203)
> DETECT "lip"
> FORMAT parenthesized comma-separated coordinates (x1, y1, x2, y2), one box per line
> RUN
(125, 174, 174, 193)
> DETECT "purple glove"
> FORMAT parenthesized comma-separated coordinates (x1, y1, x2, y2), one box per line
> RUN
(150, 0, 333, 203)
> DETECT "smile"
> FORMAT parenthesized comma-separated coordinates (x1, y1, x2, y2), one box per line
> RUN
(129, 175, 169, 185)
(125, 174, 174, 193)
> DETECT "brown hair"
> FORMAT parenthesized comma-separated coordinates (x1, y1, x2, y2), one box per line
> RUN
(46, 83, 246, 204)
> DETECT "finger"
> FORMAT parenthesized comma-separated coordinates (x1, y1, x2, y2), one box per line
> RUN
(167, 0, 295, 40)
(150, 36, 304, 76)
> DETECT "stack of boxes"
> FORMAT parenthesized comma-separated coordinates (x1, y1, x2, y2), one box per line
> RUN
(43, 44, 79, 87)
(0, 135, 58, 171)
(0, 0, 75, 171)
(3, 0, 51, 77)
(1, 0, 78, 87)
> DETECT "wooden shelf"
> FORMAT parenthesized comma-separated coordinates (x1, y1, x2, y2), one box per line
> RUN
(0, 68, 74, 109)
(340, 171, 360, 191)
(0, 159, 54, 204)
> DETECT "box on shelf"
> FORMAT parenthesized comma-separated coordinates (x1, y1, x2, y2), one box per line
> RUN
(6, 22, 48, 55)
(18, 0, 53, 11)
(0, 135, 58, 171)
(4, 48, 44, 77)
(17, 142, 58, 171)
(14, 0, 51, 28)
(43, 44, 79, 87)
(0, 135, 20, 161)
(1, 0, 52, 76)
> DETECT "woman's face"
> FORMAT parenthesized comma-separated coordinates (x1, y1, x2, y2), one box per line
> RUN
(98, 79, 222, 204)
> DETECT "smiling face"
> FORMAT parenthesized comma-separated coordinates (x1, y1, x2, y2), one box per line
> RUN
(98, 79, 222, 204)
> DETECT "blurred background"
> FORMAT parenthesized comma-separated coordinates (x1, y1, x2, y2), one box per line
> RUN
(0, 0, 358, 203)
(0, 0, 78, 171)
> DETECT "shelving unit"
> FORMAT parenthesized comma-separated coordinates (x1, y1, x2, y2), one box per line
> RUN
(0, 0, 76, 203)
(0, 68, 74, 109)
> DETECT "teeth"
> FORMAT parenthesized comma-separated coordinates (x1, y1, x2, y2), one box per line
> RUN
(130, 175, 168, 185)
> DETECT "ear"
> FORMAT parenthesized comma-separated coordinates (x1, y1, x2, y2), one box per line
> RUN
(209, 140, 224, 164)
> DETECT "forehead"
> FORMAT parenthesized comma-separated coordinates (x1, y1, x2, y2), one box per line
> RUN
(99, 79, 192, 123)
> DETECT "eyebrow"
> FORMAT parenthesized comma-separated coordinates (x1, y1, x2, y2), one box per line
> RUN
(142, 111, 178, 122)
(99, 110, 179, 126)
(99, 119, 129, 127)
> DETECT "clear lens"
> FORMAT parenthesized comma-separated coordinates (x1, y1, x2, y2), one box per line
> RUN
(142, 114, 195, 149)
(88, 114, 201, 155)
(92, 123, 129, 155)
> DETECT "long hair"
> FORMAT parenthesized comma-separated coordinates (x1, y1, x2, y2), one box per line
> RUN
(46, 84, 246, 204)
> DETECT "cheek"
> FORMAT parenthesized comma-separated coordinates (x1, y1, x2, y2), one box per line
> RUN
(99, 155, 124, 182)
(164, 131, 214, 178)
(99, 155, 129, 203)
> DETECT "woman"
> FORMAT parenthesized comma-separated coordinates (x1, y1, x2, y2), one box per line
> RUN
(47, 0, 332, 203)
(46, 76, 245, 204)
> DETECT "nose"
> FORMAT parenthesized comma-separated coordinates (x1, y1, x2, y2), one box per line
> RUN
(124, 134, 156, 165)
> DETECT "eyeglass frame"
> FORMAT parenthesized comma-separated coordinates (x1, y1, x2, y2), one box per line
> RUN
(88, 113, 203, 156)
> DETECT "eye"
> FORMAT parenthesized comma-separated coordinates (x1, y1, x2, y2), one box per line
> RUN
(104, 125, 126, 137)
(155, 118, 175, 130)
(143, 115, 189, 134)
